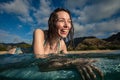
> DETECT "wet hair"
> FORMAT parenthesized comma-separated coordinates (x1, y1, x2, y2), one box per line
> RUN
(48, 8, 74, 45)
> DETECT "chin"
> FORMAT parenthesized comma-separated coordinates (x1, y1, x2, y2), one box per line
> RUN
(59, 33, 68, 38)
(60, 35, 67, 38)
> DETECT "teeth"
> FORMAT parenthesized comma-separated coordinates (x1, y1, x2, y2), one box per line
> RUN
(62, 30, 68, 32)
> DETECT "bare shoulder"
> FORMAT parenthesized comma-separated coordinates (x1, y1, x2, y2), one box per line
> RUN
(33, 29, 45, 41)
(34, 29, 44, 34)
(33, 29, 45, 56)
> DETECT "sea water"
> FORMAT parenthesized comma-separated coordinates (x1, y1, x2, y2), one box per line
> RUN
(0, 50, 120, 80)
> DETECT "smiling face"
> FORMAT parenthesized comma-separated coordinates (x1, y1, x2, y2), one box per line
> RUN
(56, 11, 72, 38)
(48, 8, 74, 44)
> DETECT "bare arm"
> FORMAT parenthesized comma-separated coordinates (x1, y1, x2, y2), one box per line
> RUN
(33, 29, 45, 58)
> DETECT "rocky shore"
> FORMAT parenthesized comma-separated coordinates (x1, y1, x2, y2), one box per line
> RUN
(68, 50, 117, 54)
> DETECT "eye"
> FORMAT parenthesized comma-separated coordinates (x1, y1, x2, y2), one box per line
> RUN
(68, 20, 72, 23)
(58, 19, 65, 22)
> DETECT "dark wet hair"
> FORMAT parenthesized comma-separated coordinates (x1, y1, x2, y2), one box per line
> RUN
(48, 8, 74, 45)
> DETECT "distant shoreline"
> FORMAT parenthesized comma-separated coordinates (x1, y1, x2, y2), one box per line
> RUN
(0, 51, 7, 55)
(68, 50, 120, 54)
(0, 50, 120, 55)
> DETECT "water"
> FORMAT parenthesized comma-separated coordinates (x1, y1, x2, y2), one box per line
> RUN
(0, 50, 120, 80)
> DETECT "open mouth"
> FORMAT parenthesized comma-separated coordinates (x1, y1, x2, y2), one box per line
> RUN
(60, 29, 69, 35)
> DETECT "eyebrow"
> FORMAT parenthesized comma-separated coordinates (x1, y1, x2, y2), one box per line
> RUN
(57, 18, 71, 20)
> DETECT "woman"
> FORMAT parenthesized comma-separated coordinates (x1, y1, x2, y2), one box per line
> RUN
(33, 8, 74, 58)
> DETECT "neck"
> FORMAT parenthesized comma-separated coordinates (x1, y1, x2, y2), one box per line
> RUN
(49, 36, 61, 49)
(52, 38, 60, 45)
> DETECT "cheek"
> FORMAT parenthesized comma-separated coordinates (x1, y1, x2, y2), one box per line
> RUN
(67, 24, 72, 32)
(69, 25, 72, 29)
(56, 23, 63, 29)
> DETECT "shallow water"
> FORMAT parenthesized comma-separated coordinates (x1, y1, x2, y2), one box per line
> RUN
(0, 50, 120, 80)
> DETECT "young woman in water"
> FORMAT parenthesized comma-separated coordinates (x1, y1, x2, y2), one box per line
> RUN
(33, 8, 74, 58)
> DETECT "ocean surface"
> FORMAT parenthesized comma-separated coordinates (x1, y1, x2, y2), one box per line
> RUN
(0, 50, 120, 80)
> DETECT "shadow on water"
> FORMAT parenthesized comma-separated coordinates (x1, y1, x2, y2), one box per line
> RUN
(0, 51, 120, 80)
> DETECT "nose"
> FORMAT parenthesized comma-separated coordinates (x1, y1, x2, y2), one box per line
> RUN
(64, 20, 69, 28)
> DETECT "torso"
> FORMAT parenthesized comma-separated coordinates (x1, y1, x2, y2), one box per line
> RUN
(43, 31, 61, 54)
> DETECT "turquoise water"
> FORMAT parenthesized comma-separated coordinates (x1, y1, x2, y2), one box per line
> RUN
(0, 50, 120, 80)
